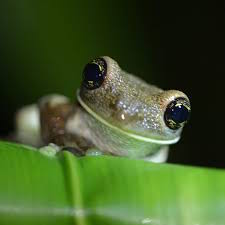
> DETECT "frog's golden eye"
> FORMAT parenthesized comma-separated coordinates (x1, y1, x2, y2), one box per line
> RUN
(164, 97, 191, 130)
(82, 57, 107, 90)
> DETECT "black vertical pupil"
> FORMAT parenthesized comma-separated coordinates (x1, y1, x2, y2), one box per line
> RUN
(164, 97, 191, 130)
(82, 58, 107, 90)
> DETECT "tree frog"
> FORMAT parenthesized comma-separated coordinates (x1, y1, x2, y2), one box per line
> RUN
(15, 56, 191, 162)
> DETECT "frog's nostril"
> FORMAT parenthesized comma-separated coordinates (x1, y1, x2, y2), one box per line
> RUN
(82, 57, 107, 90)
(164, 97, 191, 130)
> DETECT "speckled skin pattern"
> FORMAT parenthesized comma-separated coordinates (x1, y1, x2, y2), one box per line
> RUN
(79, 56, 189, 141)
(37, 56, 190, 158)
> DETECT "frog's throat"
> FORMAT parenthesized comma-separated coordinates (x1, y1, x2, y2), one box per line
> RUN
(77, 92, 180, 145)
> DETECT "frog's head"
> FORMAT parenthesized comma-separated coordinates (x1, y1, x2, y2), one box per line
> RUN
(78, 56, 191, 146)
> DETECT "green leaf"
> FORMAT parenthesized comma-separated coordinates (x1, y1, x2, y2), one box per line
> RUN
(0, 141, 224, 225)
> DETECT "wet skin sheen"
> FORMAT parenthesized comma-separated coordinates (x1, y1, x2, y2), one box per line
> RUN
(16, 56, 191, 162)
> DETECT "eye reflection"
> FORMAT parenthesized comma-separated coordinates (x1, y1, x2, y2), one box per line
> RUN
(82, 58, 107, 90)
(164, 97, 191, 130)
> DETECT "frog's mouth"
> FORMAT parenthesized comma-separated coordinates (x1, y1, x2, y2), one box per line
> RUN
(77, 91, 180, 145)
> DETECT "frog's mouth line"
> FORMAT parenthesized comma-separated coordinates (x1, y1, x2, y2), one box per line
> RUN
(77, 91, 180, 145)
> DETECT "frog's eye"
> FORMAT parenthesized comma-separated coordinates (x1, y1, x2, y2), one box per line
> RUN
(164, 97, 191, 130)
(82, 57, 107, 90)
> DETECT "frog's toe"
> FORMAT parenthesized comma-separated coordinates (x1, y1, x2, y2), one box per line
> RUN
(61, 146, 103, 157)
(39, 143, 61, 157)
(86, 148, 104, 156)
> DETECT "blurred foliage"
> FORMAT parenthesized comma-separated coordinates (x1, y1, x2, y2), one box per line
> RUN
(0, 141, 224, 225)
(1, 0, 156, 103)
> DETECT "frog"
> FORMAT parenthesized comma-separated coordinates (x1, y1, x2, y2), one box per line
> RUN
(15, 56, 191, 162)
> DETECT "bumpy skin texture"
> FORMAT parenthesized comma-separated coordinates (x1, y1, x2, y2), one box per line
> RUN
(80, 56, 189, 141)
(16, 56, 190, 160)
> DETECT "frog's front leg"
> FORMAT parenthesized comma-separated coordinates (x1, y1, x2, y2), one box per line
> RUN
(16, 94, 97, 156)
(38, 94, 73, 146)
(15, 94, 73, 147)
(39, 94, 97, 155)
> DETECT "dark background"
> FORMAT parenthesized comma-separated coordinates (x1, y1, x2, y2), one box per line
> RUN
(0, 1, 224, 168)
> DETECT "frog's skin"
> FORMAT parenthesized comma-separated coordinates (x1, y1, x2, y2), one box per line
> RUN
(15, 56, 191, 162)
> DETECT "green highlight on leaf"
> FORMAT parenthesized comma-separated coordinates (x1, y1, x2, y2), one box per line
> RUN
(0, 141, 224, 225)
